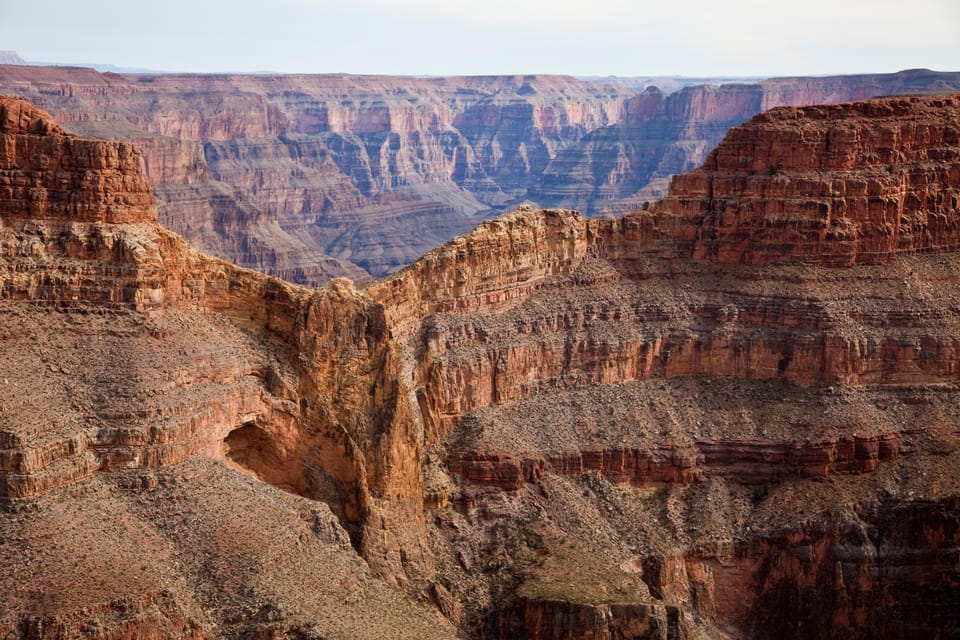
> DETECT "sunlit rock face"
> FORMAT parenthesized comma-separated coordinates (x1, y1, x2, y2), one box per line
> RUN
(2, 93, 960, 639)
(0, 96, 457, 639)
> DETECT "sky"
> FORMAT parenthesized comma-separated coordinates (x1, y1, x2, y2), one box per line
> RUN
(1, 0, 958, 77)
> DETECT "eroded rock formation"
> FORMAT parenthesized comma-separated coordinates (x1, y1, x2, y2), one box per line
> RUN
(371, 95, 960, 638)
(2, 66, 959, 283)
(0, 67, 632, 281)
(660, 97, 960, 265)
(2, 93, 960, 639)
(535, 69, 960, 217)
(0, 97, 455, 639)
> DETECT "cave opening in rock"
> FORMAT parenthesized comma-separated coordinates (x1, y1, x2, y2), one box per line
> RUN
(222, 422, 305, 496)
(777, 352, 792, 374)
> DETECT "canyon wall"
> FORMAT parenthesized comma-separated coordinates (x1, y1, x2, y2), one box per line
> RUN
(2, 94, 960, 639)
(2, 66, 958, 283)
(534, 68, 960, 216)
(0, 97, 455, 639)
(370, 94, 960, 638)
(0, 67, 631, 281)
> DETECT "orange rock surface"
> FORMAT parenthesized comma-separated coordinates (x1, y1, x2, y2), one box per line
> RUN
(660, 96, 960, 266)
(0, 97, 455, 639)
(0, 99, 156, 224)
(2, 93, 960, 639)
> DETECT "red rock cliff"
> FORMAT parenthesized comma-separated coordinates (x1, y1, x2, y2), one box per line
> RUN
(3, 94, 960, 640)
(659, 96, 960, 265)
(0, 99, 156, 224)
(367, 95, 960, 639)
(0, 96, 455, 639)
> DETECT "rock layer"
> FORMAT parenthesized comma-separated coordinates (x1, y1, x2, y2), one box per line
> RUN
(535, 69, 960, 216)
(2, 94, 960, 639)
(0, 99, 156, 224)
(660, 96, 960, 266)
(3, 67, 959, 282)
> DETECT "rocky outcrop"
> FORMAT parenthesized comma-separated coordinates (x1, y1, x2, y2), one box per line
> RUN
(659, 96, 960, 265)
(450, 431, 902, 493)
(0, 94, 435, 590)
(534, 69, 960, 216)
(0, 96, 456, 639)
(3, 94, 960, 639)
(0, 99, 156, 224)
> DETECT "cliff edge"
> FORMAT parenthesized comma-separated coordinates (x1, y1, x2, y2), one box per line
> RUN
(2, 94, 960, 639)
(660, 96, 960, 265)
(0, 96, 456, 639)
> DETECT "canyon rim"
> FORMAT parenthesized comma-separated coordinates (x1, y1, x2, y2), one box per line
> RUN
(1, 65, 958, 284)
(0, 63, 959, 640)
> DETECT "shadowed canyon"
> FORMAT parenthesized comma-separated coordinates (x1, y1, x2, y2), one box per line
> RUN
(1, 83, 960, 640)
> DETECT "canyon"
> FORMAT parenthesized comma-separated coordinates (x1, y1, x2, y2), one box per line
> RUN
(1, 65, 958, 284)
(0, 66, 630, 283)
(1, 91, 959, 639)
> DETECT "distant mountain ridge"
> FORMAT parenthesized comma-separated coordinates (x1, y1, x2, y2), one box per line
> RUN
(1, 63, 957, 283)
(0, 50, 166, 73)
(0, 51, 25, 65)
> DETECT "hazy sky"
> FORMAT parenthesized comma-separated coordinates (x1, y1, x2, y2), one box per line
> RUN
(2, 0, 958, 77)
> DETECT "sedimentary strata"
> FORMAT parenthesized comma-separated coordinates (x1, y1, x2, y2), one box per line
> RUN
(2, 94, 959, 638)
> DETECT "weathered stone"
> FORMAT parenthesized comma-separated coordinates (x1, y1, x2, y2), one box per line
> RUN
(3, 67, 959, 283)
(3, 93, 960, 640)
(659, 96, 960, 266)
